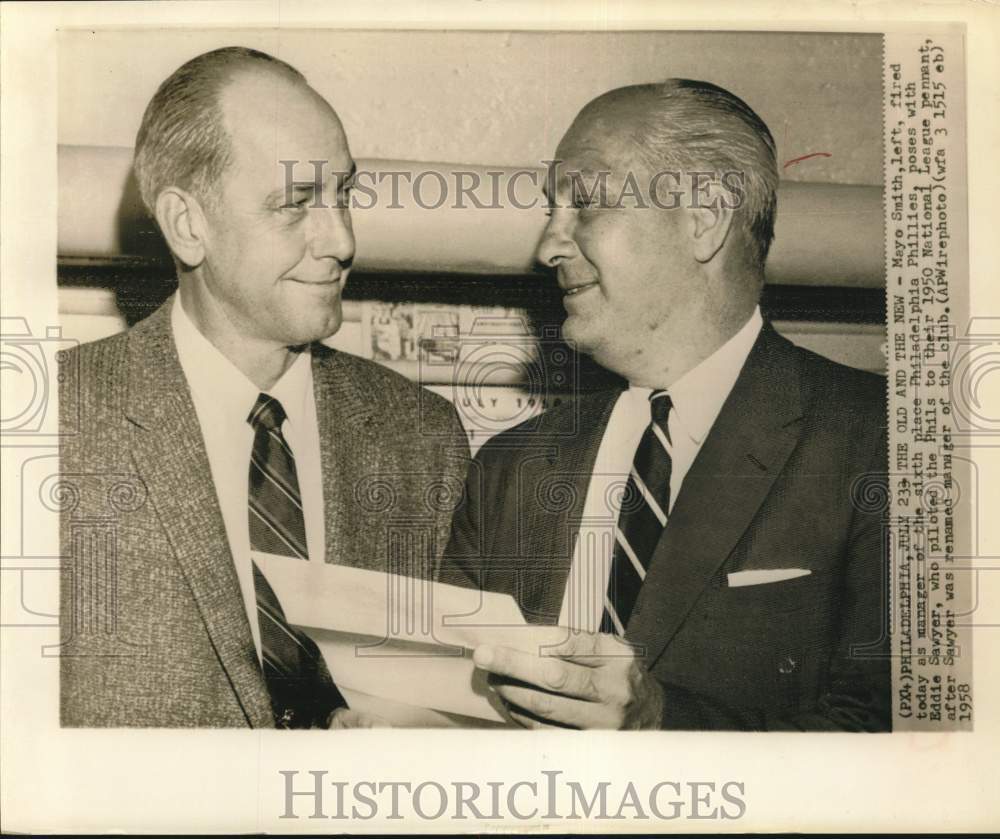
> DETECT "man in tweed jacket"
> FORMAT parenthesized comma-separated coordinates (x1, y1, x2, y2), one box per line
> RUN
(58, 48, 467, 727)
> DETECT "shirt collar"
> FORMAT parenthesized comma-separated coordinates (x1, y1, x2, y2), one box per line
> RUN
(171, 295, 313, 430)
(628, 306, 763, 445)
(269, 345, 312, 432)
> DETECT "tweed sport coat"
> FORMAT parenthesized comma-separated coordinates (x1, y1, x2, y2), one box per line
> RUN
(440, 325, 892, 731)
(59, 299, 469, 727)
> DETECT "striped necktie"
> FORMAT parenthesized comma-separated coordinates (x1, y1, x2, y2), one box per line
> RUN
(247, 393, 344, 728)
(600, 390, 673, 637)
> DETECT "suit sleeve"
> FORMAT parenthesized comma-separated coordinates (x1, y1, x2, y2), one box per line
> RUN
(427, 400, 474, 574)
(436, 447, 491, 591)
(656, 427, 892, 732)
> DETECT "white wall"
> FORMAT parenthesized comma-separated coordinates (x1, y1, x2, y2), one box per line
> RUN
(59, 29, 882, 183)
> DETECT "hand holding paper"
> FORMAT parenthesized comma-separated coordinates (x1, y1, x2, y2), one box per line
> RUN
(473, 629, 665, 730)
(327, 707, 391, 729)
(252, 551, 570, 727)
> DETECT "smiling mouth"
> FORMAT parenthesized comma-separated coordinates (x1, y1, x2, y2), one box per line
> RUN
(562, 280, 599, 296)
(288, 276, 341, 286)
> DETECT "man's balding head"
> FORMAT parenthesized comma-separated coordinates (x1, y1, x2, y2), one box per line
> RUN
(139, 46, 356, 362)
(564, 80, 778, 271)
(133, 46, 307, 216)
(539, 79, 776, 385)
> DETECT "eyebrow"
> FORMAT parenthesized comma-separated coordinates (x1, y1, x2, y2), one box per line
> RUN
(541, 166, 605, 200)
(566, 168, 605, 183)
(268, 162, 358, 205)
(268, 182, 313, 205)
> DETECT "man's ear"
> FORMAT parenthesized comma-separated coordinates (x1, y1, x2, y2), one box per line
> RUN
(154, 187, 208, 267)
(688, 193, 735, 264)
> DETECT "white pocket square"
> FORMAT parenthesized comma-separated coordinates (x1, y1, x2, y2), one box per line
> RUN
(727, 568, 811, 588)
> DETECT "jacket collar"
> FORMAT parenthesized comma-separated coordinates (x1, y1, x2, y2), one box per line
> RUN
(626, 323, 806, 665)
(309, 343, 385, 567)
(123, 300, 274, 727)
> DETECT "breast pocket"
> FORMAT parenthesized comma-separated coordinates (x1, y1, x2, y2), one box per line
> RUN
(711, 569, 827, 617)
(658, 573, 831, 717)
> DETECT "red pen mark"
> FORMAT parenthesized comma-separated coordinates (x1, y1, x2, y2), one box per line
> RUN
(783, 152, 832, 169)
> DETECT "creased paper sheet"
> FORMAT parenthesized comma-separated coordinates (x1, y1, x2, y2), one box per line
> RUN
(253, 553, 572, 726)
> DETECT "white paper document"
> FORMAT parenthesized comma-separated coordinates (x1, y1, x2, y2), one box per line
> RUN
(253, 552, 572, 726)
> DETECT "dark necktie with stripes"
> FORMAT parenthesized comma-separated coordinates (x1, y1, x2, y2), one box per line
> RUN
(600, 390, 673, 637)
(247, 393, 345, 728)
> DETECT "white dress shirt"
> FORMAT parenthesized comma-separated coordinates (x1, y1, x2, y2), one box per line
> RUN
(558, 307, 764, 631)
(171, 296, 326, 660)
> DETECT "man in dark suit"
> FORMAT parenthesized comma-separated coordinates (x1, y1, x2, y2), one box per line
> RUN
(440, 80, 890, 730)
(59, 47, 467, 727)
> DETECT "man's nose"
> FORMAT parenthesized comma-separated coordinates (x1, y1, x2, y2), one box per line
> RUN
(308, 203, 355, 264)
(535, 213, 575, 269)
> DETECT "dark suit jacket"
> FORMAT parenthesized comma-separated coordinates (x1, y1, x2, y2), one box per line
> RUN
(440, 325, 891, 731)
(59, 299, 468, 727)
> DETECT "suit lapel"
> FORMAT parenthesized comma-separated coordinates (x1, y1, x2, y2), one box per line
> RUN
(311, 346, 380, 568)
(518, 390, 622, 623)
(627, 326, 806, 665)
(123, 302, 273, 728)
